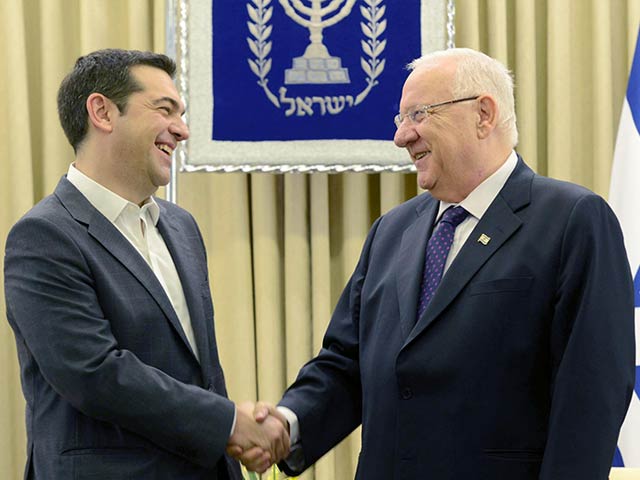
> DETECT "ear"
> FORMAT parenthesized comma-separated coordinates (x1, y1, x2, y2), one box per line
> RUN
(86, 93, 117, 134)
(476, 94, 499, 140)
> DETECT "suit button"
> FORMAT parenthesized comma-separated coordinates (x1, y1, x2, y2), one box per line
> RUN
(401, 387, 413, 399)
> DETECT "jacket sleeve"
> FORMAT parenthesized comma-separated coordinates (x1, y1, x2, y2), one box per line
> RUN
(540, 194, 635, 479)
(278, 216, 383, 476)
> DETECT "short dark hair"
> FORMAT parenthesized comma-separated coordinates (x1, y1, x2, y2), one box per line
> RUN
(57, 49, 176, 152)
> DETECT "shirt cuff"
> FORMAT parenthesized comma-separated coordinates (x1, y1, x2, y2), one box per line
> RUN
(228, 405, 237, 438)
(277, 406, 300, 445)
(277, 406, 304, 472)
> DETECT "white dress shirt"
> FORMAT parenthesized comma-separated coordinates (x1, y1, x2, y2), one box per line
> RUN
(279, 150, 519, 454)
(436, 149, 518, 272)
(67, 164, 200, 361)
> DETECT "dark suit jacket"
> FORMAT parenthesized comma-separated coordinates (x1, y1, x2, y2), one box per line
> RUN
(279, 157, 635, 480)
(4, 177, 242, 480)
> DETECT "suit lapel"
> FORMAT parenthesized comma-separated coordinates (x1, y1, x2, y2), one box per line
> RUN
(396, 196, 439, 339)
(157, 210, 213, 376)
(403, 157, 534, 347)
(55, 178, 200, 364)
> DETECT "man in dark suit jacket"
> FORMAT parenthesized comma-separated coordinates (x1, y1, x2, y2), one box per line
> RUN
(234, 48, 635, 479)
(4, 49, 288, 479)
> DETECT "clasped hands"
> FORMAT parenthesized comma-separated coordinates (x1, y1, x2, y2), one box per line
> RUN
(227, 401, 290, 473)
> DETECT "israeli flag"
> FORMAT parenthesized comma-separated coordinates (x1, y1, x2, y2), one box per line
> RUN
(609, 26, 640, 467)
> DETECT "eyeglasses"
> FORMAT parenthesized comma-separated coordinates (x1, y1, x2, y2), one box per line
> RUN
(394, 96, 479, 128)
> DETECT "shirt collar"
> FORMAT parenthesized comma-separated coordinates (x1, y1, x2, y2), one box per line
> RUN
(437, 150, 518, 221)
(66, 164, 160, 226)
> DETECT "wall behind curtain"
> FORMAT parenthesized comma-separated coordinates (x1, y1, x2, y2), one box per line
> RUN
(1, 1, 638, 479)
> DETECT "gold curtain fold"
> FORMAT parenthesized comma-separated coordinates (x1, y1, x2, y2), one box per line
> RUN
(1, 2, 33, 478)
(1, 1, 638, 479)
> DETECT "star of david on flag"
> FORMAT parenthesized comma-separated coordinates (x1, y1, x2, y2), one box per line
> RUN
(609, 26, 640, 467)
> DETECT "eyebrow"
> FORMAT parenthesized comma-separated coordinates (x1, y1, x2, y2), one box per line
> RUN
(152, 97, 185, 115)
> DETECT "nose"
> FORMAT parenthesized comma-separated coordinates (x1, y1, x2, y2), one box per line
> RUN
(393, 120, 417, 148)
(170, 117, 190, 141)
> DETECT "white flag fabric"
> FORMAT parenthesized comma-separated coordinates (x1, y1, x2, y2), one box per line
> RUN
(609, 27, 640, 467)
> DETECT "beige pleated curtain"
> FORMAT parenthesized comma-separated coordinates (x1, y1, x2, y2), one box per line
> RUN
(1, 1, 638, 479)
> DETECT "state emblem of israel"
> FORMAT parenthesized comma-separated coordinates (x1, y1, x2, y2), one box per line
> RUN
(173, 0, 447, 170)
(208, 0, 423, 144)
(246, 0, 386, 118)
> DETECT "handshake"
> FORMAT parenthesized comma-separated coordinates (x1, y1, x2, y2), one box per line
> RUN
(226, 401, 291, 474)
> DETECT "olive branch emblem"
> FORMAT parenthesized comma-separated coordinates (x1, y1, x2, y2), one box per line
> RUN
(247, 0, 280, 107)
(355, 0, 386, 104)
(246, 0, 386, 115)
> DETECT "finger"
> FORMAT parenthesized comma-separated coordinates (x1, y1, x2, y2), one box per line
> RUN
(269, 407, 289, 429)
(253, 401, 271, 422)
(282, 428, 290, 458)
(278, 418, 290, 460)
(241, 451, 272, 473)
(274, 426, 286, 462)
(253, 458, 273, 475)
(239, 446, 269, 464)
(225, 445, 243, 458)
(271, 420, 289, 462)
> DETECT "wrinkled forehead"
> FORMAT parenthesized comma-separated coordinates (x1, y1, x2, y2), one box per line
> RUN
(399, 58, 457, 108)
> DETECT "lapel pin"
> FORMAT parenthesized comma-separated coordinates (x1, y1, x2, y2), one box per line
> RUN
(477, 233, 491, 245)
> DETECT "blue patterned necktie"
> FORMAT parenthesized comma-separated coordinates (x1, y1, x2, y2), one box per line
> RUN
(417, 206, 470, 319)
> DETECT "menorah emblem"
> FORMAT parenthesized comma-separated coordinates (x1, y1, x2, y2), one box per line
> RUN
(280, 0, 356, 84)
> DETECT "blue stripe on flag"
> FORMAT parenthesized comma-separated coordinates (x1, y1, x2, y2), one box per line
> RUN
(628, 28, 640, 132)
(613, 446, 625, 467)
(611, 25, 640, 469)
(634, 266, 640, 307)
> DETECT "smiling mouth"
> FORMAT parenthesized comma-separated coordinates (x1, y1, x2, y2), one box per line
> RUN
(156, 143, 174, 156)
(414, 151, 430, 160)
